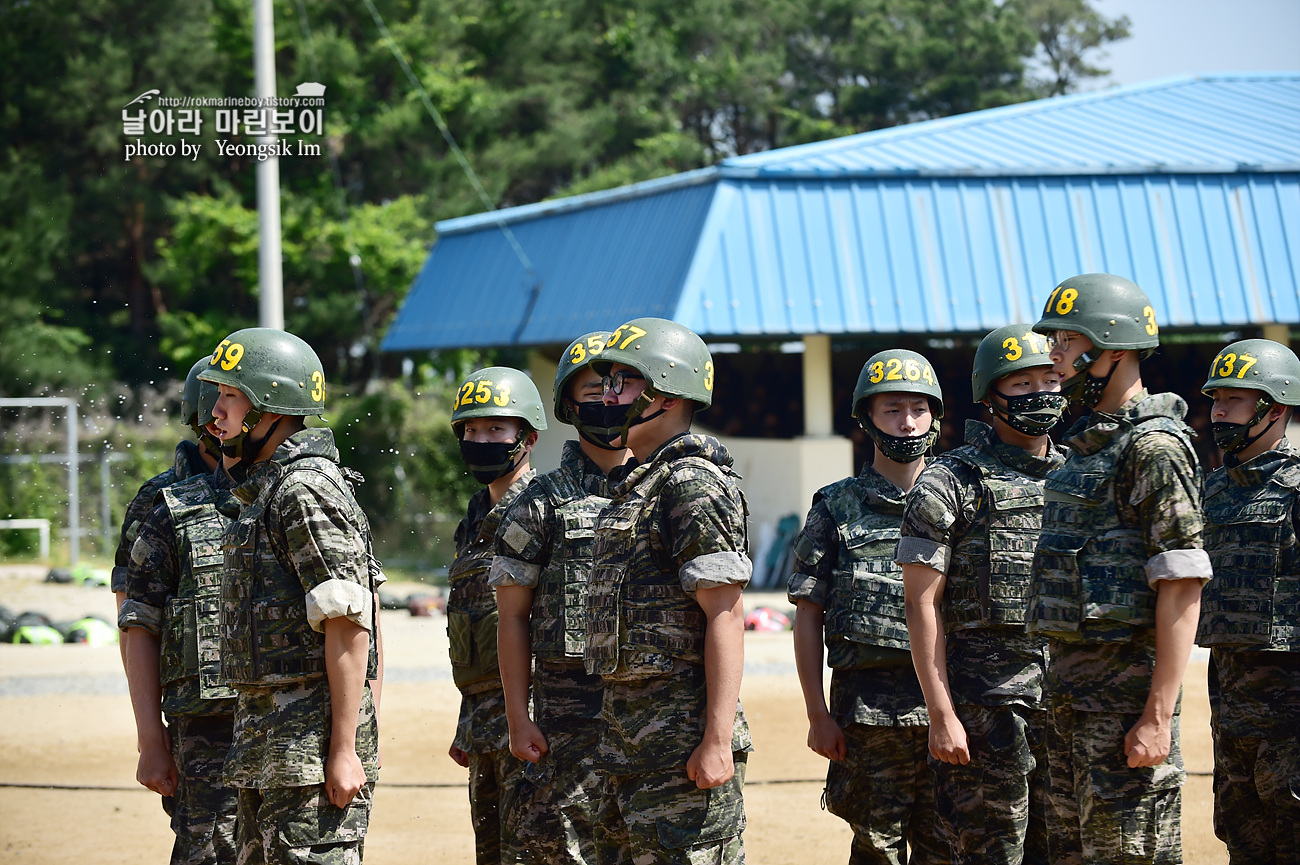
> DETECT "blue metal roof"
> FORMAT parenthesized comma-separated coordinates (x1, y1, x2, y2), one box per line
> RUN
(383, 73, 1300, 352)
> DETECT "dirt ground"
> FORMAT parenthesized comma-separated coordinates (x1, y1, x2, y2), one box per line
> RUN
(0, 564, 1227, 864)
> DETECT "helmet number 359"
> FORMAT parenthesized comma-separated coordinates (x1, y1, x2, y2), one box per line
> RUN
(211, 339, 245, 371)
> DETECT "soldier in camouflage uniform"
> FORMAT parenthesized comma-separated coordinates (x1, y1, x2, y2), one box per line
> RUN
(897, 326, 1068, 864)
(585, 318, 752, 865)
(489, 332, 631, 865)
(789, 348, 949, 865)
(201, 328, 383, 865)
(447, 366, 547, 865)
(1197, 338, 1300, 864)
(1027, 274, 1210, 865)
(114, 358, 225, 669)
(120, 361, 240, 864)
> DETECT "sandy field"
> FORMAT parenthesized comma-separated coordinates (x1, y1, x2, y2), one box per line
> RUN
(0, 564, 1227, 864)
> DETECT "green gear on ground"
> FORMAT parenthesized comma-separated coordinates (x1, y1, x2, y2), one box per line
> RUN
(63, 616, 119, 646)
(12, 624, 63, 645)
(1032, 273, 1160, 351)
(1201, 339, 1300, 405)
(971, 325, 1054, 402)
(851, 349, 945, 419)
(181, 357, 212, 426)
(451, 367, 548, 431)
(589, 317, 715, 408)
(197, 328, 327, 415)
(554, 331, 614, 422)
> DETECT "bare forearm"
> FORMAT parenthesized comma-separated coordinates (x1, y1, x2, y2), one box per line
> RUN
(495, 586, 535, 726)
(792, 602, 830, 720)
(1146, 579, 1202, 721)
(124, 628, 166, 745)
(700, 585, 745, 746)
(902, 564, 956, 720)
(324, 618, 369, 752)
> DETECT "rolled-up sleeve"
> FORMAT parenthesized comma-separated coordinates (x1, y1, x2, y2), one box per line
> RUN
(681, 550, 752, 591)
(490, 485, 552, 589)
(1127, 431, 1209, 586)
(489, 555, 543, 588)
(1146, 548, 1213, 587)
(896, 462, 965, 574)
(305, 578, 373, 632)
(662, 467, 751, 594)
(118, 599, 164, 635)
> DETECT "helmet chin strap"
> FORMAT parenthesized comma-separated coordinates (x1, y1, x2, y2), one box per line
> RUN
(1061, 349, 1120, 409)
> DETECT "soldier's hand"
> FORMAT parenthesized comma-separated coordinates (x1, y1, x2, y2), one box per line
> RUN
(508, 718, 549, 764)
(806, 713, 847, 762)
(686, 739, 735, 790)
(929, 713, 971, 765)
(1124, 714, 1171, 768)
(136, 737, 179, 797)
(448, 743, 470, 768)
(325, 745, 366, 808)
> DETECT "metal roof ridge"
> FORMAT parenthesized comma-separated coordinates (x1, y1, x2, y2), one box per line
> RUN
(721, 72, 1300, 170)
(434, 166, 721, 234)
(718, 163, 1300, 180)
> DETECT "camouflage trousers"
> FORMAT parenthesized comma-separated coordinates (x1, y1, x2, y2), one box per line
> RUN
(1045, 706, 1183, 865)
(1212, 732, 1300, 864)
(468, 747, 523, 865)
(823, 724, 948, 865)
(507, 722, 603, 865)
(594, 753, 746, 865)
(931, 703, 1047, 865)
(161, 712, 239, 865)
(235, 783, 372, 865)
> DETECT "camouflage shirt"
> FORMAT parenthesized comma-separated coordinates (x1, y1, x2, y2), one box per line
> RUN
(788, 463, 927, 727)
(112, 439, 208, 593)
(221, 428, 379, 789)
(588, 433, 753, 772)
(450, 471, 535, 754)
(897, 420, 1065, 708)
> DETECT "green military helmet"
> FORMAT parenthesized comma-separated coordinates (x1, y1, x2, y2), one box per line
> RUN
(1202, 338, 1300, 405)
(589, 318, 715, 409)
(198, 327, 328, 416)
(180, 358, 211, 426)
(1032, 273, 1160, 351)
(971, 325, 1054, 402)
(851, 348, 945, 420)
(553, 331, 614, 422)
(450, 367, 548, 432)
(852, 349, 943, 463)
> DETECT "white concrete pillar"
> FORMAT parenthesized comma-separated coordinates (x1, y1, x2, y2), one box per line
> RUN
(1263, 323, 1290, 346)
(527, 349, 563, 474)
(802, 334, 834, 437)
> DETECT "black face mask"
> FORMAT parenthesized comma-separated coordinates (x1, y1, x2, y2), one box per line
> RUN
(990, 388, 1069, 436)
(571, 402, 634, 450)
(1212, 398, 1277, 454)
(864, 421, 938, 463)
(1059, 349, 1117, 408)
(571, 394, 667, 450)
(459, 438, 524, 484)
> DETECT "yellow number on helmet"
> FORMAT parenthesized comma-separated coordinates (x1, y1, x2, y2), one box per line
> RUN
(211, 339, 231, 366)
(217, 341, 244, 371)
(1218, 353, 1237, 378)
(1055, 288, 1078, 315)
(884, 358, 904, 381)
(869, 361, 885, 384)
(922, 363, 935, 386)
(494, 383, 512, 407)
(309, 370, 325, 402)
(1003, 336, 1022, 361)
(587, 335, 605, 355)
(704, 360, 714, 391)
(903, 358, 921, 381)
(1236, 353, 1258, 379)
(569, 342, 586, 365)
(1142, 305, 1158, 336)
(475, 380, 494, 404)
(455, 381, 474, 410)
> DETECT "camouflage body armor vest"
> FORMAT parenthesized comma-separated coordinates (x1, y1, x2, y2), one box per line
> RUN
(1200, 459, 1300, 650)
(221, 457, 378, 685)
(447, 482, 528, 694)
(531, 468, 607, 660)
(820, 478, 909, 661)
(586, 457, 742, 678)
(1032, 415, 1195, 639)
(159, 473, 237, 715)
(943, 439, 1046, 632)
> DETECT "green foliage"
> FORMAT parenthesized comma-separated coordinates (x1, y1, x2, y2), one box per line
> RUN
(1018, 0, 1131, 96)
(329, 379, 480, 570)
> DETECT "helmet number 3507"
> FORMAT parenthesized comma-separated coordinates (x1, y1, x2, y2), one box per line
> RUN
(210, 339, 244, 371)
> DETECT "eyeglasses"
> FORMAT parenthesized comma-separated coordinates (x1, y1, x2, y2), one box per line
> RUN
(1045, 331, 1078, 351)
(601, 370, 645, 395)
